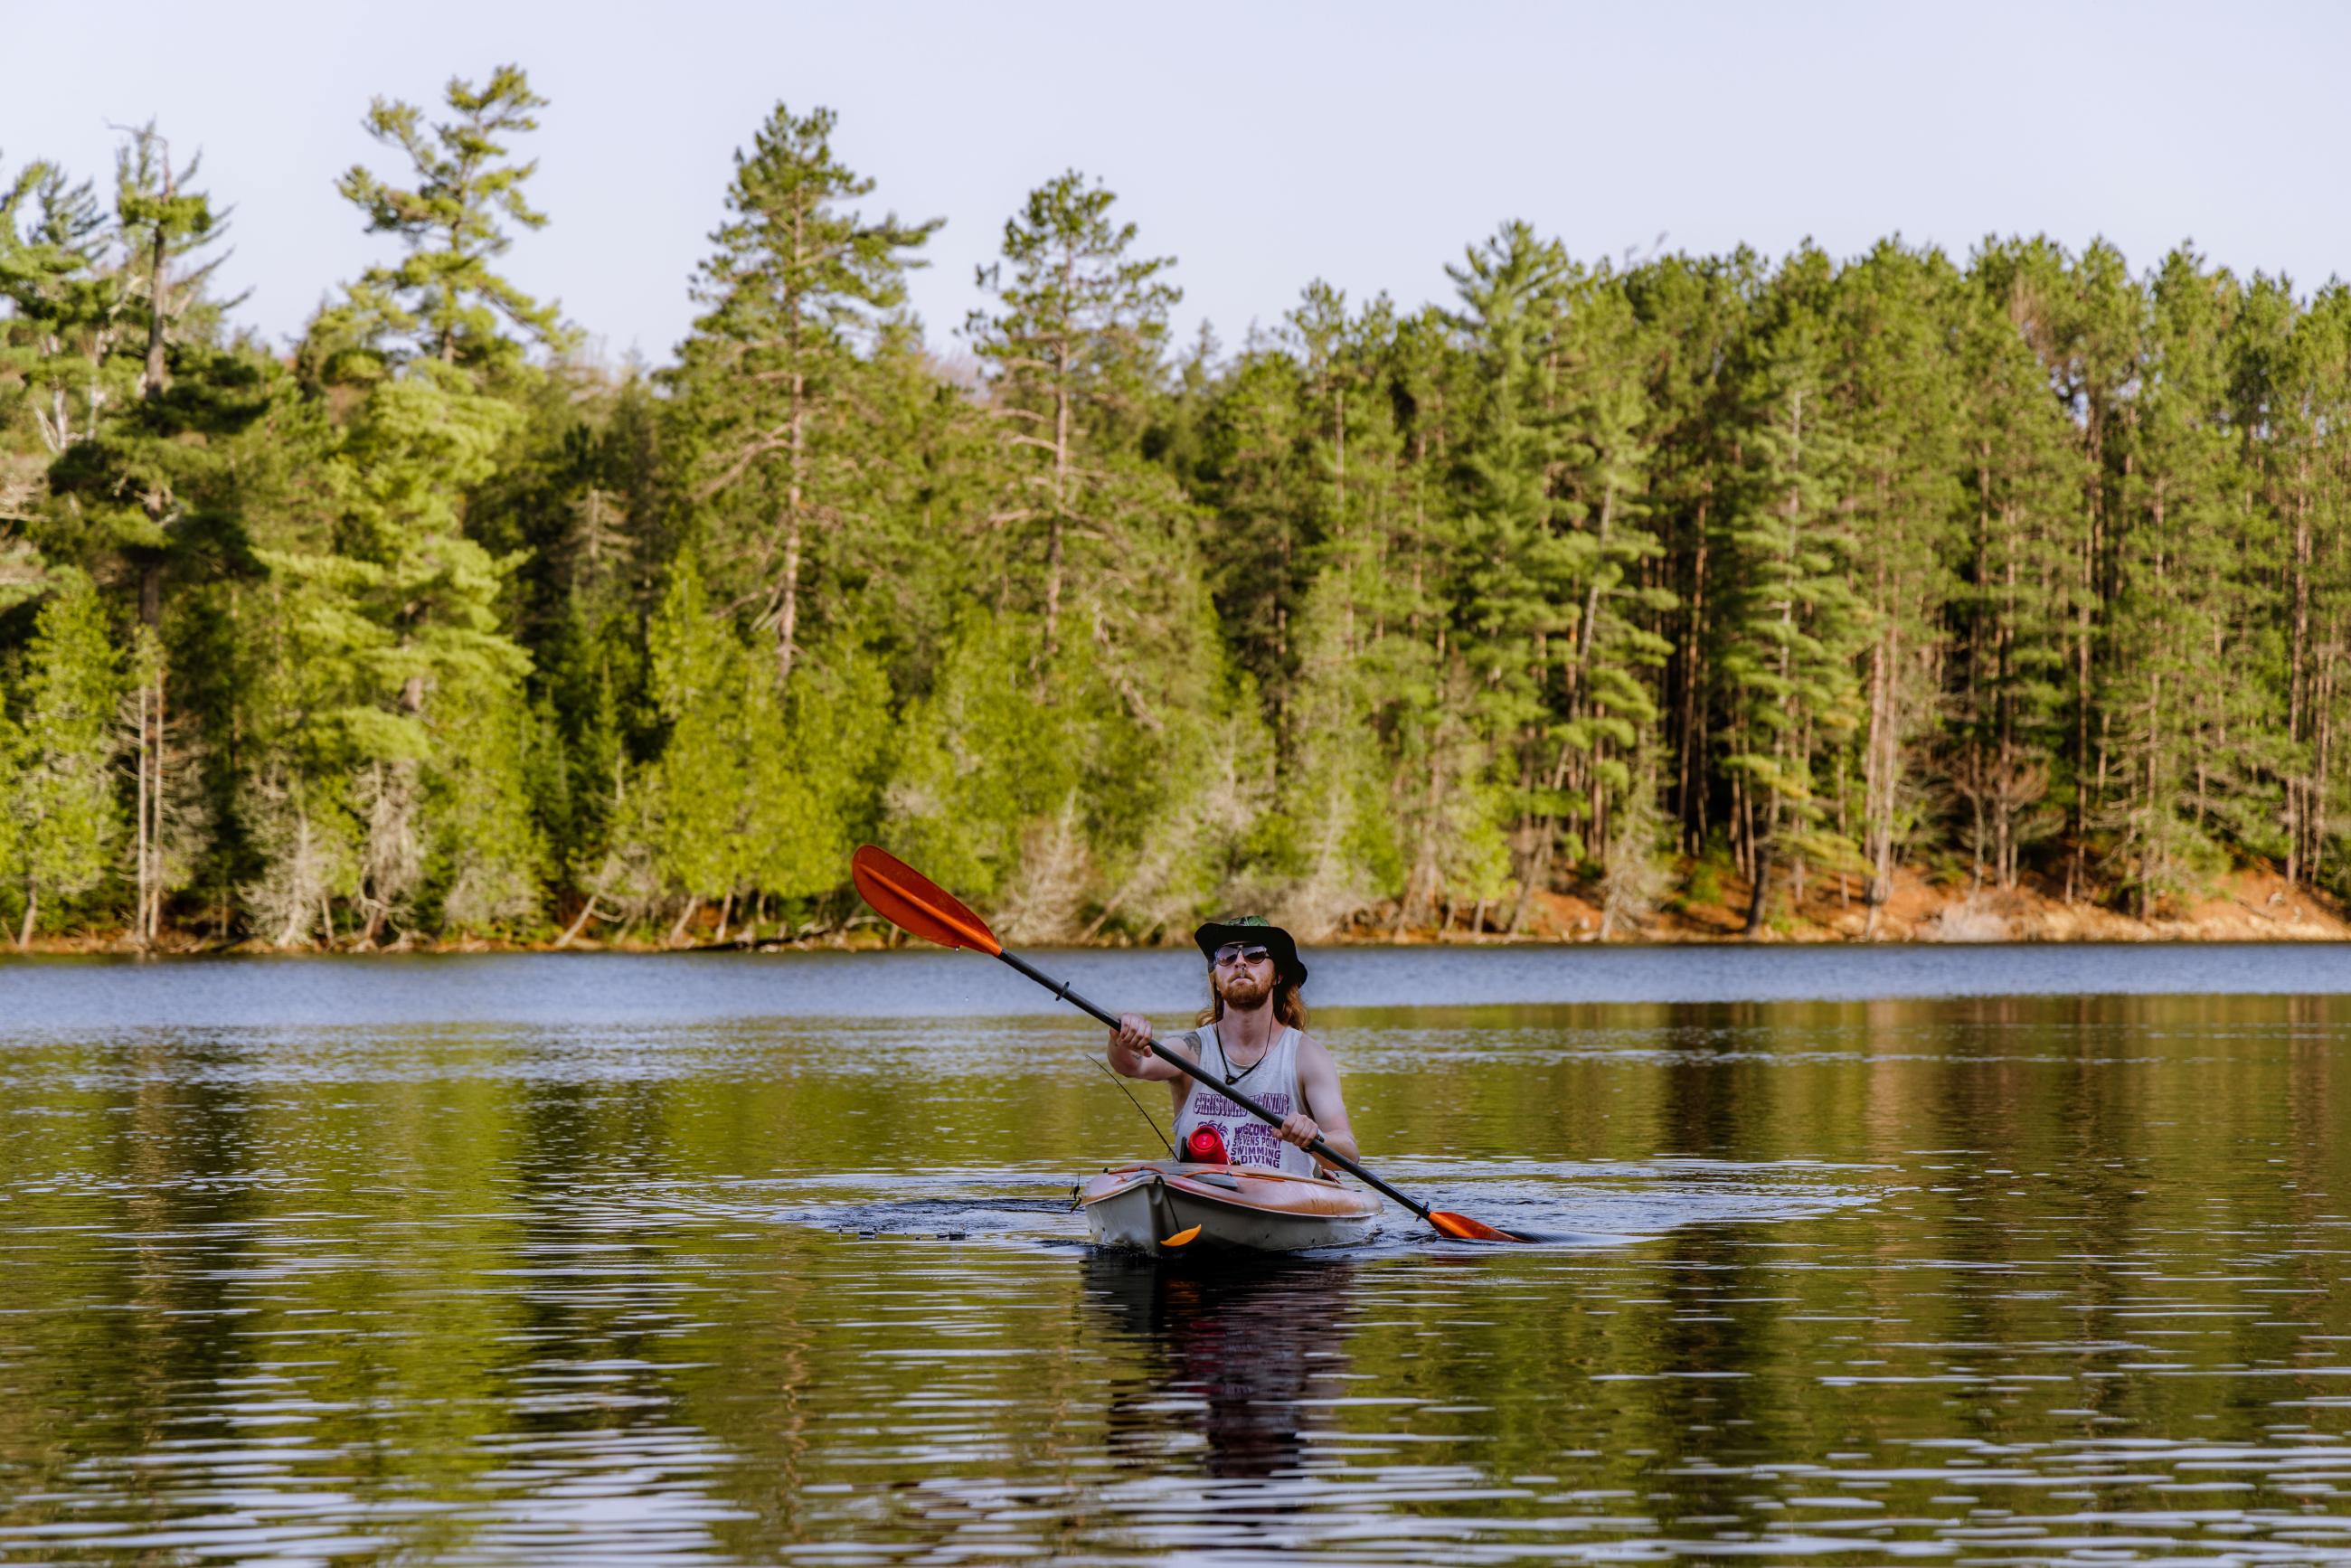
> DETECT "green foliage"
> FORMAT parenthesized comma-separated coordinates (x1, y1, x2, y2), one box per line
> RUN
(1683, 838, 1732, 910)
(428, 674, 546, 932)
(883, 613, 1082, 914)
(1715, 250, 1870, 908)
(666, 102, 939, 686)
(0, 156, 121, 461)
(644, 556, 755, 906)
(7, 82, 2351, 948)
(968, 170, 1183, 660)
(332, 64, 566, 373)
(753, 635, 891, 902)
(4, 571, 122, 938)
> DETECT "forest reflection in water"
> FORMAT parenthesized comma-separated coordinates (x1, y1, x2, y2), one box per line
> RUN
(0, 956, 2347, 1563)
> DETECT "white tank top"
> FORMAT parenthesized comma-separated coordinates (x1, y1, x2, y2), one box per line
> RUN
(1175, 1024, 1317, 1176)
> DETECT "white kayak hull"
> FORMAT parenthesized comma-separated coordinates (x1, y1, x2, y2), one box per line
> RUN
(1080, 1161, 1381, 1254)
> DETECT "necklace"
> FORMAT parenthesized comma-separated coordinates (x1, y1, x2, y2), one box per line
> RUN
(1216, 1027, 1275, 1087)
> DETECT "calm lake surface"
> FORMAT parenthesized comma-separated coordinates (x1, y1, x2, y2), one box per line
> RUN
(4, 943, 2351, 1564)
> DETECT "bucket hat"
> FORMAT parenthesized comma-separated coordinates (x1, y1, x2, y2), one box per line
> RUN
(1192, 914, 1307, 985)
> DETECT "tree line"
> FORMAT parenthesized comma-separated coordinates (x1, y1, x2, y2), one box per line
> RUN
(3, 67, 2347, 949)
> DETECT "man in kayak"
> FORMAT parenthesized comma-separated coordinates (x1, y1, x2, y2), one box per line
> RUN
(1108, 916, 1361, 1176)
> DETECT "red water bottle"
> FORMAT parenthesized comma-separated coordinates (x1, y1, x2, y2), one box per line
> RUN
(1183, 1125, 1228, 1165)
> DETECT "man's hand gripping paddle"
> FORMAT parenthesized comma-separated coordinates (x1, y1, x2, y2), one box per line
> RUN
(851, 845, 1532, 1243)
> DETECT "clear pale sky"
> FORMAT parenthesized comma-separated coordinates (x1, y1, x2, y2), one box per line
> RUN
(8, 0, 2346, 366)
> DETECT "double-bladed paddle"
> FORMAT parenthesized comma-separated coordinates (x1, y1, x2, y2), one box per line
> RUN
(849, 844, 1531, 1243)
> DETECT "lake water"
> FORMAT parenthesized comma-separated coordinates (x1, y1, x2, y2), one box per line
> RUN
(3, 944, 2350, 1564)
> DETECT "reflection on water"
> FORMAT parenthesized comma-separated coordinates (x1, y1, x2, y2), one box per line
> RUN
(0, 956, 2347, 1563)
(1086, 1253, 1359, 1480)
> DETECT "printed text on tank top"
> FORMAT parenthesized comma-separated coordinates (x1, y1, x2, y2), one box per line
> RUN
(1176, 1025, 1317, 1176)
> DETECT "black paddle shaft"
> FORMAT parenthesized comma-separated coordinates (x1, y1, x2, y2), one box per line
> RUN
(991, 949, 1437, 1222)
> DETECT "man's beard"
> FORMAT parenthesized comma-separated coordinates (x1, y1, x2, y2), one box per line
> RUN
(1217, 970, 1274, 1012)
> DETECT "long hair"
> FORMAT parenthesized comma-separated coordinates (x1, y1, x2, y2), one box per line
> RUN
(1197, 970, 1308, 1031)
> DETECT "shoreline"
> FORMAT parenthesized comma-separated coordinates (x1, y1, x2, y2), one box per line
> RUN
(7, 865, 2344, 958)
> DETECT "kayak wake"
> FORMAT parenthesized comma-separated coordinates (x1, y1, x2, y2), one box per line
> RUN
(608, 1156, 1879, 1255)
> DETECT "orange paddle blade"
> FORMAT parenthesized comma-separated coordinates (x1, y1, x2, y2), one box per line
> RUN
(1430, 1210, 1526, 1242)
(851, 845, 1003, 956)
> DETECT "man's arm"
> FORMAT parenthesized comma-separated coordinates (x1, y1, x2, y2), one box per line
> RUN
(1109, 1014, 1194, 1082)
(1284, 1034, 1361, 1167)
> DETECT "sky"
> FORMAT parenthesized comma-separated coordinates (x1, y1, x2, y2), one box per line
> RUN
(7, 0, 2347, 368)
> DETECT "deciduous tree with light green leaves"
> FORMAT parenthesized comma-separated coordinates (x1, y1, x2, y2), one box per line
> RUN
(5, 571, 122, 945)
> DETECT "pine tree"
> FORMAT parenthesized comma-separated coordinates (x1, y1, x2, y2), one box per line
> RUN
(1365, 304, 1487, 930)
(40, 124, 259, 946)
(1717, 248, 1867, 933)
(1447, 223, 1582, 931)
(1194, 337, 1313, 721)
(333, 64, 565, 371)
(968, 170, 1180, 663)
(229, 389, 364, 948)
(463, 362, 666, 902)
(2298, 287, 2351, 894)
(1623, 251, 1756, 856)
(0, 158, 122, 460)
(326, 362, 537, 939)
(1534, 265, 1670, 930)
(669, 103, 939, 686)
(429, 675, 546, 932)
(1974, 237, 2143, 897)
(262, 65, 562, 940)
(742, 632, 890, 919)
(2099, 250, 2269, 915)
(1275, 567, 1401, 935)
(2233, 275, 2351, 891)
(1835, 243, 1963, 921)
(1177, 287, 1437, 934)
(0, 706, 18, 920)
(1599, 745, 1673, 938)
(2304, 286, 2351, 895)
(882, 609, 1084, 925)
(948, 171, 1227, 937)
(1947, 251, 2082, 893)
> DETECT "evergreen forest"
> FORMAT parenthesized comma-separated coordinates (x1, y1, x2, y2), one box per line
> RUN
(4, 70, 2350, 950)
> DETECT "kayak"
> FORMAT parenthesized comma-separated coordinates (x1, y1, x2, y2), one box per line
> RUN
(1079, 1160, 1382, 1254)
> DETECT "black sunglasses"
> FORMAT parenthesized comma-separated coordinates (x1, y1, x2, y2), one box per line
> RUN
(1212, 942, 1272, 967)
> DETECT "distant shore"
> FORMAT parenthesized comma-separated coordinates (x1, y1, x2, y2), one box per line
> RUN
(1531, 864, 2349, 946)
(7, 864, 2344, 957)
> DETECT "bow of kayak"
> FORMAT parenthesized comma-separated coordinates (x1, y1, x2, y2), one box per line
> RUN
(1080, 1160, 1383, 1255)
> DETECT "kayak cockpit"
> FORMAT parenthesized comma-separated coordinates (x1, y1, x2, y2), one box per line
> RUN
(1079, 1160, 1382, 1255)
